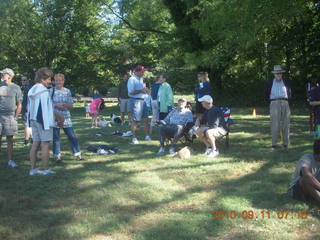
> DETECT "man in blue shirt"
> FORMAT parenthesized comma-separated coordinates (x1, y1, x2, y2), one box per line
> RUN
(127, 65, 151, 144)
(195, 95, 227, 158)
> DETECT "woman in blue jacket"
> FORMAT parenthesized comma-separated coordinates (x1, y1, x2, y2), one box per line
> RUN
(194, 72, 212, 118)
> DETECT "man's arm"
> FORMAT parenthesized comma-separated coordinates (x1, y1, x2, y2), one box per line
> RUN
(15, 101, 22, 119)
(301, 167, 320, 191)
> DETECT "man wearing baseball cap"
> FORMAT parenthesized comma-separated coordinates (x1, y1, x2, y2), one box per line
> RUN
(127, 65, 151, 144)
(194, 95, 227, 157)
(0, 68, 23, 168)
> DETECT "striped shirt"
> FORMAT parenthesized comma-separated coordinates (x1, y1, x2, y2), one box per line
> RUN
(270, 79, 288, 100)
(51, 87, 74, 128)
(164, 108, 193, 125)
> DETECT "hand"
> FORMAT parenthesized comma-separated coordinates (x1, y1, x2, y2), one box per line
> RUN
(141, 88, 148, 94)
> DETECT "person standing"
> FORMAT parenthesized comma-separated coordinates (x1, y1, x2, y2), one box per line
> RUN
(149, 76, 162, 135)
(21, 76, 33, 145)
(118, 73, 131, 124)
(264, 65, 291, 150)
(127, 65, 151, 144)
(194, 71, 212, 119)
(28, 67, 64, 175)
(157, 74, 173, 120)
(306, 76, 319, 136)
(51, 73, 83, 163)
(0, 68, 22, 168)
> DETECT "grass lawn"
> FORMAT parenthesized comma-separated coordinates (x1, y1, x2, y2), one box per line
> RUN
(0, 103, 319, 240)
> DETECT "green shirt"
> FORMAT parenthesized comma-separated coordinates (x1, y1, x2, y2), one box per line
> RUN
(0, 82, 23, 115)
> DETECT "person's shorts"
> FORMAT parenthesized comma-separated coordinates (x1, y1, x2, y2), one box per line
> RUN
(129, 99, 148, 121)
(195, 100, 206, 114)
(31, 120, 53, 142)
(199, 126, 227, 138)
(120, 98, 130, 113)
(0, 115, 18, 136)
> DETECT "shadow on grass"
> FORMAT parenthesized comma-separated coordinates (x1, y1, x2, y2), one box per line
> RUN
(0, 107, 317, 240)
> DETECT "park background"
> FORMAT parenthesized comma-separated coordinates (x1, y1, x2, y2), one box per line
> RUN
(1, 1, 320, 240)
(0, 0, 319, 105)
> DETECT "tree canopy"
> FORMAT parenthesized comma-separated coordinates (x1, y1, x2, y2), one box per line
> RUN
(0, 0, 319, 104)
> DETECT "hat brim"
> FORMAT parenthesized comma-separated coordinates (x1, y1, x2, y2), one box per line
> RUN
(272, 70, 285, 73)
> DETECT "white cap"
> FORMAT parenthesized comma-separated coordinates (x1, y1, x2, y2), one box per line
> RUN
(198, 95, 213, 103)
(0, 68, 15, 77)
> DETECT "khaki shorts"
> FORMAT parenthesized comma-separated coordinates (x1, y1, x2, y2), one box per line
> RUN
(0, 115, 18, 136)
(31, 120, 53, 142)
(120, 98, 130, 113)
(199, 126, 227, 138)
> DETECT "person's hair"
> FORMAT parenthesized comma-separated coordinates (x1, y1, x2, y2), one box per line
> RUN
(35, 67, 53, 83)
(198, 71, 210, 82)
(21, 76, 28, 80)
(99, 98, 105, 111)
(314, 139, 320, 154)
(158, 73, 168, 81)
(54, 73, 65, 81)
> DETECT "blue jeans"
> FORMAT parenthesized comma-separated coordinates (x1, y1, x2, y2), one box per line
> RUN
(53, 127, 81, 158)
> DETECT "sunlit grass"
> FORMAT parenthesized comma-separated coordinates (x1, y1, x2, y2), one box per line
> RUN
(0, 104, 319, 240)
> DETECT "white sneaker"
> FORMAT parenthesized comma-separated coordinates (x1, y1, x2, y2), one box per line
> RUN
(207, 149, 219, 158)
(203, 148, 212, 155)
(29, 168, 43, 176)
(42, 169, 56, 175)
(169, 147, 175, 155)
(132, 137, 139, 144)
(97, 149, 109, 155)
(157, 147, 165, 154)
(145, 135, 152, 141)
(8, 160, 18, 168)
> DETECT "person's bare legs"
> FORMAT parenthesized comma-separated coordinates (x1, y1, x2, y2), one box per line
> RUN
(41, 141, 50, 170)
(205, 129, 217, 150)
(299, 175, 320, 203)
(120, 112, 125, 123)
(7, 136, 13, 162)
(128, 112, 132, 123)
(143, 118, 149, 137)
(30, 141, 40, 169)
(195, 128, 211, 148)
(131, 120, 138, 137)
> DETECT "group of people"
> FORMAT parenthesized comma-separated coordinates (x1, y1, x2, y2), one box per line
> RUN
(264, 65, 320, 205)
(117, 66, 227, 156)
(0, 67, 83, 175)
(0, 64, 319, 205)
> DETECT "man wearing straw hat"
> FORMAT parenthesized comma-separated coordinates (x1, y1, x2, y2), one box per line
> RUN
(265, 65, 291, 150)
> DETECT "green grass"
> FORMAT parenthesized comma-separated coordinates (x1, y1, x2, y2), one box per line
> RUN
(0, 104, 319, 240)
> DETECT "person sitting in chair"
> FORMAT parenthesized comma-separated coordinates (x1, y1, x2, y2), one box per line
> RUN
(195, 95, 227, 158)
(157, 98, 193, 155)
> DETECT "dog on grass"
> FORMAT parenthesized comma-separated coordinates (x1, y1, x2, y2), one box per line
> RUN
(111, 114, 122, 125)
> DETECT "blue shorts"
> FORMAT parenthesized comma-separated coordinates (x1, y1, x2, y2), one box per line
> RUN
(129, 99, 148, 121)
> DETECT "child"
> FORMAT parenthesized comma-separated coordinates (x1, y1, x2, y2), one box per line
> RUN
(89, 98, 105, 128)
(85, 102, 90, 119)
